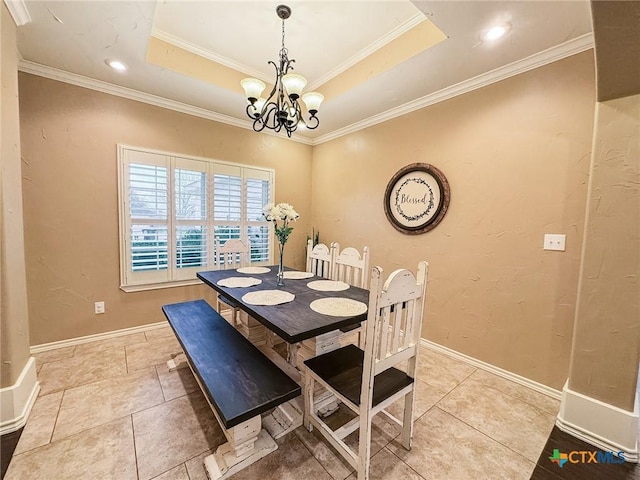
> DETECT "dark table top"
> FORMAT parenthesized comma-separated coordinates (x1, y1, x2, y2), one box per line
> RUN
(197, 266, 370, 344)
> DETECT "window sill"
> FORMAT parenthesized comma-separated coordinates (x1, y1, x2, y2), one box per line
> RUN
(120, 278, 204, 293)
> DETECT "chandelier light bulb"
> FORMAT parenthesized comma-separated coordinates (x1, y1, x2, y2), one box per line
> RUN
(253, 97, 267, 115)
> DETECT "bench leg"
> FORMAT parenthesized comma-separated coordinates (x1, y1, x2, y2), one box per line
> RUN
(166, 353, 189, 371)
(203, 416, 277, 480)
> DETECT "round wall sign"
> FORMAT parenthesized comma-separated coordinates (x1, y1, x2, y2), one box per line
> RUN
(383, 163, 450, 234)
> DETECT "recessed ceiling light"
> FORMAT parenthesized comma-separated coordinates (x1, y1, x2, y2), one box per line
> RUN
(484, 24, 511, 41)
(105, 59, 127, 71)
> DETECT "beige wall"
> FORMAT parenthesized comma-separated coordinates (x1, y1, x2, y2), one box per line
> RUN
(18, 74, 313, 345)
(568, 94, 640, 411)
(1, 4, 31, 387)
(311, 51, 596, 390)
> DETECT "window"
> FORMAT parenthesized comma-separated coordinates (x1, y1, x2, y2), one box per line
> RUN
(118, 145, 274, 290)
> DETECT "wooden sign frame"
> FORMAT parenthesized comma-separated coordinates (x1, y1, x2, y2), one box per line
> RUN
(383, 163, 450, 235)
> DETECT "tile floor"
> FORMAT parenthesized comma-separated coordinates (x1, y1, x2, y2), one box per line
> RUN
(5, 325, 560, 480)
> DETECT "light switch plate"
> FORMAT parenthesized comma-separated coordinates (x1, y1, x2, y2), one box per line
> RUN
(544, 234, 566, 251)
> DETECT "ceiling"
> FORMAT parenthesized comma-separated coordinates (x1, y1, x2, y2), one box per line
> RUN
(13, 1, 594, 144)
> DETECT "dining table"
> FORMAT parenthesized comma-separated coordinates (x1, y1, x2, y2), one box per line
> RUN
(196, 265, 371, 438)
(197, 265, 369, 343)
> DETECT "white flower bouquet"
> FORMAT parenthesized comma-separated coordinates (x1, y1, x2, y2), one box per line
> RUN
(263, 202, 299, 286)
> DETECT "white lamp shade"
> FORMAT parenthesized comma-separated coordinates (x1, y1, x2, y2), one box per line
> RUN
(302, 92, 324, 113)
(254, 97, 267, 113)
(241, 78, 266, 101)
(287, 106, 298, 121)
(282, 73, 307, 98)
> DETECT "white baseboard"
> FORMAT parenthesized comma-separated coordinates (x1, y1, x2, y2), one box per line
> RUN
(556, 381, 639, 462)
(0, 357, 40, 435)
(30, 321, 169, 353)
(420, 338, 562, 400)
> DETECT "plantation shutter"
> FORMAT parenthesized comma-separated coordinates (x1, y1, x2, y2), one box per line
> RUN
(245, 168, 273, 263)
(174, 157, 209, 280)
(122, 149, 170, 285)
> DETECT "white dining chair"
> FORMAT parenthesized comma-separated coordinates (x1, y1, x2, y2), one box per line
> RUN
(215, 238, 250, 325)
(306, 239, 335, 279)
(332, 243, 370, 347)
(332, 243, 370, 289)
(303, 262, 429, 480)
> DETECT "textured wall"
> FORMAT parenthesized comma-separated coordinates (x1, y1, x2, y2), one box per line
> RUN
(1, 4, 31, 387)
(311, 52, 596, 389)
(19, 74, 313, 345)
(568, 94, 640, 411)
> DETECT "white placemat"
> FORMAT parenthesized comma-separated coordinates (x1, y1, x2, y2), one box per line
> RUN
(236, 266, 270, 274)
(309, 298, 368, 317)
(217, 277, 262, 288)
(283, 271, 314, 280)
(307, 280, 350, 292)
(242, 290, 295, 306)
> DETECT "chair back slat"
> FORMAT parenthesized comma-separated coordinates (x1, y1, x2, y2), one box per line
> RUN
(306, 239, 335, 278)
(403, 300, 416, 350)
(378, 306, 391, 361)
(390, 302, 403, 354)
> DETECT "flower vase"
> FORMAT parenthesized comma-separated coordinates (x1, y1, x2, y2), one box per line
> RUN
(277, 242, 285, 287)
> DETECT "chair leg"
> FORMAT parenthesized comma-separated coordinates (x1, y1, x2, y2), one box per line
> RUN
(303, 373, 314, 432)
(357, 412, 372, 480)
(401, 389, 415, 450)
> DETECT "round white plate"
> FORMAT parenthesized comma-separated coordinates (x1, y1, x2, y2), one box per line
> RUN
(309, 298, 368, 317)
(282, 271, 314, 280)
(217, 277, 262, 288)
(307, 280, 350, 292)
(236, 266, 270, 274)
(242, 290, 295, 306)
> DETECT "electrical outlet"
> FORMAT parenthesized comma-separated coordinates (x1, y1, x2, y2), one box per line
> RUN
(543, 234, 566, 251)
(95, 301, 105, 314)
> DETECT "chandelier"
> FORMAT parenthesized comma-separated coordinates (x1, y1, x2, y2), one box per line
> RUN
(240, 5, 324, 137)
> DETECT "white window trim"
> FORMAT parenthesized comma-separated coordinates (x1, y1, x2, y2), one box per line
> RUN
(117, 144, 275, 292)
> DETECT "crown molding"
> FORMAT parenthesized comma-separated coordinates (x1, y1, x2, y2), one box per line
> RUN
(4, 0, 31, 26)
(151, 28, 272, 83)
(18, 33, 593, 148)
(153, 14, 424, 93)
(313, 33, 594, 145)
(17, 60, 313, 146)
(308, 13, 425, 91)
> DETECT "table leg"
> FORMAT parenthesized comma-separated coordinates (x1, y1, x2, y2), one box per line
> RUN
(237, 311, 268, 346)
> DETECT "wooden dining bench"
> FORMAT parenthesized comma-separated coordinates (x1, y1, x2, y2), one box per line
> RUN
(162, 299, 301, 480)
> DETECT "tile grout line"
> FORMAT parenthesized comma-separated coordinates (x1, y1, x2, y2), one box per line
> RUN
(429, 367, 479, 408)
(433, 405, 539, 469)
(130, 414, 140, 480)
(295, 427, 354, 480)
(47, 389, 66, 447)
(382, 445, 428, 480)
